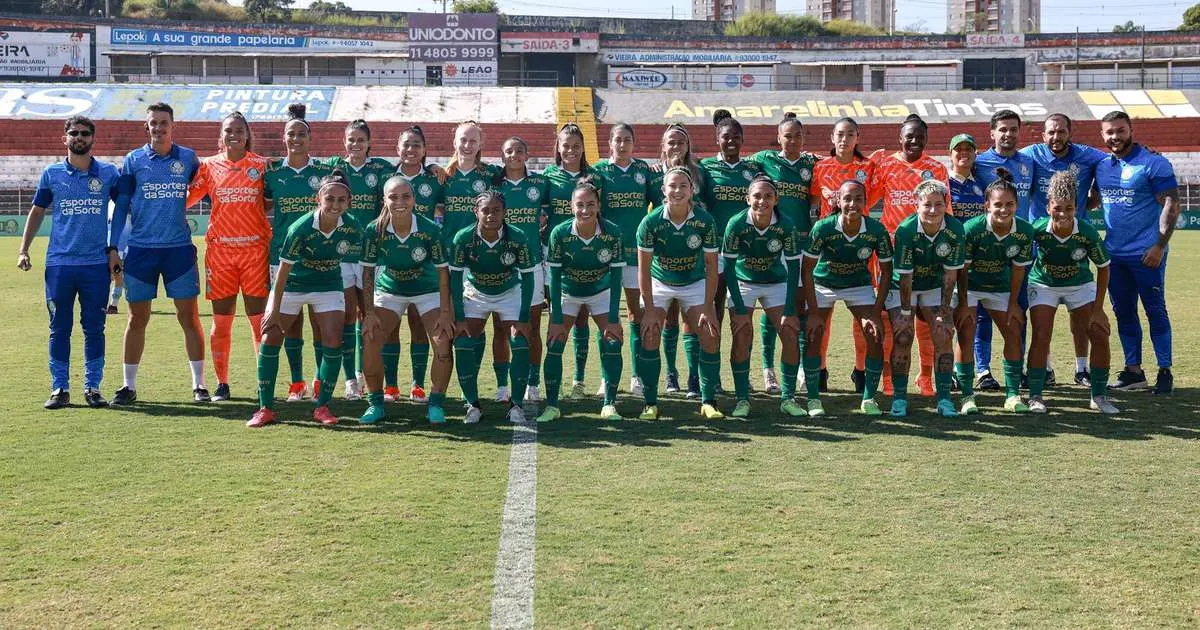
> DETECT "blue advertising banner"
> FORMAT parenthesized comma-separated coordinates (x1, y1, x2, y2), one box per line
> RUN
(0, 83, 335, 121)
(110, 28, 307, 48)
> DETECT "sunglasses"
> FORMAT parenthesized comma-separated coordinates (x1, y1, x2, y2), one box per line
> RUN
(67, 130, 93, 137)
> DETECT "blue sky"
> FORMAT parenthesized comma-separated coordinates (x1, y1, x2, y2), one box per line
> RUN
(292, 0, 1187, 32)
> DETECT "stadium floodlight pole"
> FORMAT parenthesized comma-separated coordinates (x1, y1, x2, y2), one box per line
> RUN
(1075, 27, 1080, 89)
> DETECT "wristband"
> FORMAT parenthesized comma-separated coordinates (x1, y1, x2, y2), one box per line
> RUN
(900, 308, 912, 317)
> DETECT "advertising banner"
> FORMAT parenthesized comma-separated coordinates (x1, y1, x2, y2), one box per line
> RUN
(110, 27, 405, 52)
(500, 32, 599, 54)
(0, 83, 335, 121)
(602, 51, 781, 65)
(407, 13, 498, 62)
(608, 66, 775, 91)
(0, 29, 92, 79)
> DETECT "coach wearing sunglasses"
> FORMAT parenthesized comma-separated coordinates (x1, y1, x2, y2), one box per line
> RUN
(16, 115, 122, 410)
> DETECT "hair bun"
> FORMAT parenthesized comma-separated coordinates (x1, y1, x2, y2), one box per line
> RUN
(712, 108, 733, 126)
(993, 166, 1014, 183)
(782, 111, 798, 120)
(286, 103, 307, 120)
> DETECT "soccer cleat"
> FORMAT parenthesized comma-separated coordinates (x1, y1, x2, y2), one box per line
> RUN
(1004, 395, 1030, 413)
(889, 399, 908, 418)
(525, 385, 542, 403)
(638, 405, 660, 420)
(819, 368, 829, 393)
(213, 383, 231, 401)
(860, 399, 883, 416)
(1044, 367, 1057, 387)
(313, 405, 338, 426)
(1090, 396, 1120, 414)
(629, 376, 644, 397)
(568, 381, 587, 401)
(1028, 396, 1047, 414)
(975, 372, 1001, 391)
(506, 404, 526, 424)
(936, 399, 958, 417)
(383, 386, 401, 403)
(311, 378, 321, 400)
(246, 408, 277, 428)
(464, 404, 482, 424)
(410, 384, 428, 403)
(780, 399, 806, 417)
(731, 400, 751, 418)
(1108, 369, 1148, 391)
(700, 402, 725, 419)
(111, 385, 137, 406)
(286, 382, 307, 402)
(807, 399, 825, 417)
(1074, 371, 1090, 387)
(84, 388, 107, 408)
(193, 387, 212, 403)
(600, 404, 622, 421)
(44, 388, 69, 410)
(685, 373, 700, 400)
(427, 405, 446, 424)
(915, 374, 934, 397)
(763, 368, 781, 395)
(1153, 368, 1173, 395)
(343, 379, 363, 401)
(495, 386, 511, 403)
(664, 372, 680, 393)
(536, 406, 562, 423)
(960, 395, 980, 415)
(850, 368, 866, 394)
(105, 304, 118, 315)
(359, 403, 386, 425)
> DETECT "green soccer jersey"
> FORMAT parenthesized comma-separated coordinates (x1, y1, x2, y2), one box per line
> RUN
(721, 208, 800, 285)
(636, 205, 719, 287)
(892, 214, 967, 291)
(698, 157, 763, 235)
(648, 165, 707, 208)
(593, 158, 654, 265)
(498, 173, 549, 263)
(804, 214, 894, 290)
(449, 223, 536, 296)
(1029, 217, 1110, 287)
(323, 156, 392, 262)
(362, 214, 446, 297)
(441, 162, 501, 245)
(264, 158, 335, 264)
(542, 164, 599, 242)
(394, 165, 444, 219)
(749, 150, 817, 244)
(278, 211, 364, 293)
(547, 218, 624, 297)
(963, 215, 1036, 293)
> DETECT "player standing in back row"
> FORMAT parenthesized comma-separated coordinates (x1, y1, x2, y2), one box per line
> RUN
(108, 102, 206, 405)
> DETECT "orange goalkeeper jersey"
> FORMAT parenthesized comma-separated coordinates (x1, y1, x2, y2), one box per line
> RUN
(187, 152, 271, 248)
(810, 154, 880, 219)
(869, 150, 952, 234)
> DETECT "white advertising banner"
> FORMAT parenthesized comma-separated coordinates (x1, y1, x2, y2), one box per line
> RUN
(0, 29, 92, 78)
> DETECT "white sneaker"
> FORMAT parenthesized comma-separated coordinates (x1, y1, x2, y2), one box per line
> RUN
(629, 376, 644, 397)
(495, 386, 511, 403)
(596, 381, 607, 397)
(343, 378, 363, 401)
(506, 405, 526, 424)
(464, 404, 482, 424)
(763, 368, 781, 395)
(1090, 395, 1120, 415)
(1028, 396, 1047, 414)
(525, 385, 542, 403)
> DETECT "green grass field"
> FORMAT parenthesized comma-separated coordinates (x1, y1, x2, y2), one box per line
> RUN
(2, 235, 1197, 627)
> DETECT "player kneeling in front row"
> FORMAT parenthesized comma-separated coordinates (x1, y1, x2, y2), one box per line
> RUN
(537, 179, 627, 422)
(636, 167, 724, 420)
(723, 174, 806, 417)
(249, 170, 363, 427)
(801, 180, 893, 417)
(958, 168, 1036, 413)
(886, 179, 967, 418)
(449, 191, 537, 424)
(359, 176, 454, 424)
(1028, 170, 1119, 414)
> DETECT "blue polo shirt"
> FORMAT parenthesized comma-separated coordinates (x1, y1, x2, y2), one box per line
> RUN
(1020, 142, 1107, 220)
(975, 148, 1038, 221)
(33, 157, 121, 267)
(949, 170, 986, 221)
(1096, 144, 1178, 259)
(110, 143, 199, 249)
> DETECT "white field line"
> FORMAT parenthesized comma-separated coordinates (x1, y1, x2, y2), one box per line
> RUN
(490, 419, 538, 630)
